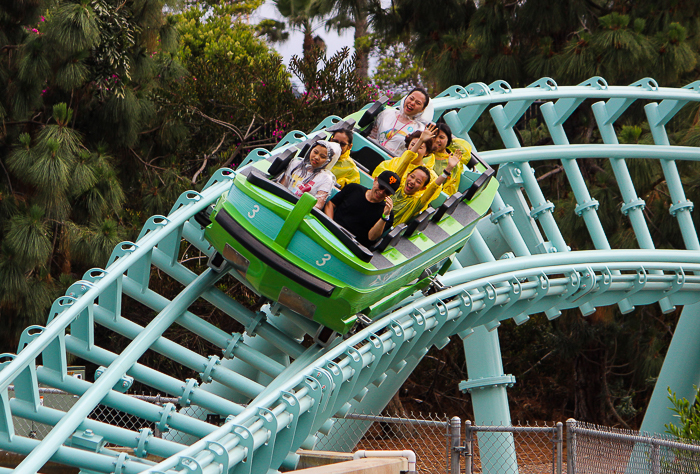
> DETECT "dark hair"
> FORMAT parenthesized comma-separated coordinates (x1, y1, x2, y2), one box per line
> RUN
(332, 128, 353, 146)
(436, 123, 453, 149)
(404, 130, 433, 154)
(410, 166, 431, 187)
(407, 87, 430, 111)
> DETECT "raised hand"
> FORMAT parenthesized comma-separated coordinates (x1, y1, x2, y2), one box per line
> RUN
(420, 123, 438, 142)
(448, 149, 462, 170)
(383, 196, 394, 216)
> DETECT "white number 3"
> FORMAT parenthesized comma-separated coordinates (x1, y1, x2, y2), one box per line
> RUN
(316, 254, 331, 266)
(248, 205, 260, 219)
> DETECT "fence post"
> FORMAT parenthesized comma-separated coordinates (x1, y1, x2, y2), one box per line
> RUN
(450, 416, 461, 474)
(464, 420, 472, 474)
(566, 419, 576, 474)
(555, 422, 563, 474)
(154, 393, 162, 439)
(651, 439, 660, 474)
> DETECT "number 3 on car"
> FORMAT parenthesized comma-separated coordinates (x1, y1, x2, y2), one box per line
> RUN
(316, 254, 331, 267)
(248, 205, 259, 219)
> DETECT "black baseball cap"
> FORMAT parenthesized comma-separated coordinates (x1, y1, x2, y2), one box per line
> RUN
(376, 170, 401, 195)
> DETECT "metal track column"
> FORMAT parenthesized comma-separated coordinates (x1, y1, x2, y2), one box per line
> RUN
(640, 301, 700, 434)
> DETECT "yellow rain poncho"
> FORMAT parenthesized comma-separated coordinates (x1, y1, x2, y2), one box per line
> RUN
(374, 150, 443, 225)
(432, 138, 473, 196)
(331, 150, 360, 189)
(372, 151, 438, 200)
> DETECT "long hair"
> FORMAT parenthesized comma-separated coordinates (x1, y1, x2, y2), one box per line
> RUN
(286, 141, 339, 185)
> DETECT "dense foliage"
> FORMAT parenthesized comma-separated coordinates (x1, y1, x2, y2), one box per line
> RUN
(0, 0, 183, 347)
(0, 0, 376, 354)
(667, 387, 700, 440)
(370, 0, 700, 91)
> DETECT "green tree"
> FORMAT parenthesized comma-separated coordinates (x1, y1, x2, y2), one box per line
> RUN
(273, 0, 332, 62)
(168, 1, 379, 171)
(0, 0, 182, 350)
(667, 387, 700, 441)
(321, 0, 371, 78)
(371, 0, 700, 91)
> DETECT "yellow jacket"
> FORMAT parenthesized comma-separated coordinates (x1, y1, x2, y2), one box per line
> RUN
(374, 150, 442, 225)
(432, 138, 473, 196)
(372, 151, 438, 199)
(331, 150, 361, 189)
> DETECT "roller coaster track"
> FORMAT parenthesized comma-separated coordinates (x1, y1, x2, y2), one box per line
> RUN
(2, 76, 700, 474)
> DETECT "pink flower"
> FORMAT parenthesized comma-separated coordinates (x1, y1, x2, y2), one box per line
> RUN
(31, 28, 39, 33)
(40, 16, 45, 22)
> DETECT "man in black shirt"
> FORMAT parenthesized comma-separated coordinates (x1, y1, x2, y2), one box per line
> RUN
(324, 170, 401, 248)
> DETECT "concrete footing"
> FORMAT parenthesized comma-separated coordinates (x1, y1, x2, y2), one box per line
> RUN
(295, 450, 409, 474)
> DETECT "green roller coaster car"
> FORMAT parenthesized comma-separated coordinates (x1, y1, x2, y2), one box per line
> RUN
(198, 102, 498, 336)
(199, 136, 498, 336)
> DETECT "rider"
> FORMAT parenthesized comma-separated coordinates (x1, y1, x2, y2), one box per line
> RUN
(324, 170, 401, 248)
(278, 140, 341, 209)
(382, 125, 463, 225)
(329, 128, 360, 189)
(431, 122, 473, 196)
(370, 87, 432, 156)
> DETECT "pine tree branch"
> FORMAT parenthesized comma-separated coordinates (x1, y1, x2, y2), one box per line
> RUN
(192, 133, 227, 185)
(537, 165, 563, 182)
(1, 120, 46, 127)
(0, 159, 14, 195)
(130, 147, 168, 186)
(190, 107, 244, 141)
(521, 350, 554, 377)
(139, 125, 162, 135)
(602, 350, 632, 429)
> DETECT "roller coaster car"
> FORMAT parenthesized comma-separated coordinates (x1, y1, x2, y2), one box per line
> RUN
(198, 136, 498, 335)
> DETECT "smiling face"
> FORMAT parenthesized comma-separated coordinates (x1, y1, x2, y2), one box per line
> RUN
(409, 138, 428, 157)
(433, 131, 449, 153)
(404, 169, 429, 195)
(309, 145, 329, 168)
(368, 179, 391, 203)
(403, 91, 428, 116)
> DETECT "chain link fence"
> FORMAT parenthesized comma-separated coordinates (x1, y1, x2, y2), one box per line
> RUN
(315, 413, 452, 473)
(462, 421, 563, 474)
(6, 388, 700, 474)
(315, 413, 564, 474)
(6, 387, 209, 445)
(567, 420, 700, 474)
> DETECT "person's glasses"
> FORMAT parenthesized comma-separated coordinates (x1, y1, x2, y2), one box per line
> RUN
(331, 138, 348, 148)
(378, 185, 391, 194)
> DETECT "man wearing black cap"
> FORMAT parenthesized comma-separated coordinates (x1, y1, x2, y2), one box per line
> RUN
(324, 170, 400, 248)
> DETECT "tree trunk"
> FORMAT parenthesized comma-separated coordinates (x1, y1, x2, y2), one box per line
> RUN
(354, 5, 369, 79)
(303, 26, 315, 65)
(382, 391, 418, 438)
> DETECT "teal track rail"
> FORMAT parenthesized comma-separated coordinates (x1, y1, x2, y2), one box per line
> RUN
(2, 76, 700, 474)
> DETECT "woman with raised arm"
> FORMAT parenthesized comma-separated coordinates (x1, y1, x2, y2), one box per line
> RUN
(431, 122, 473, 196)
